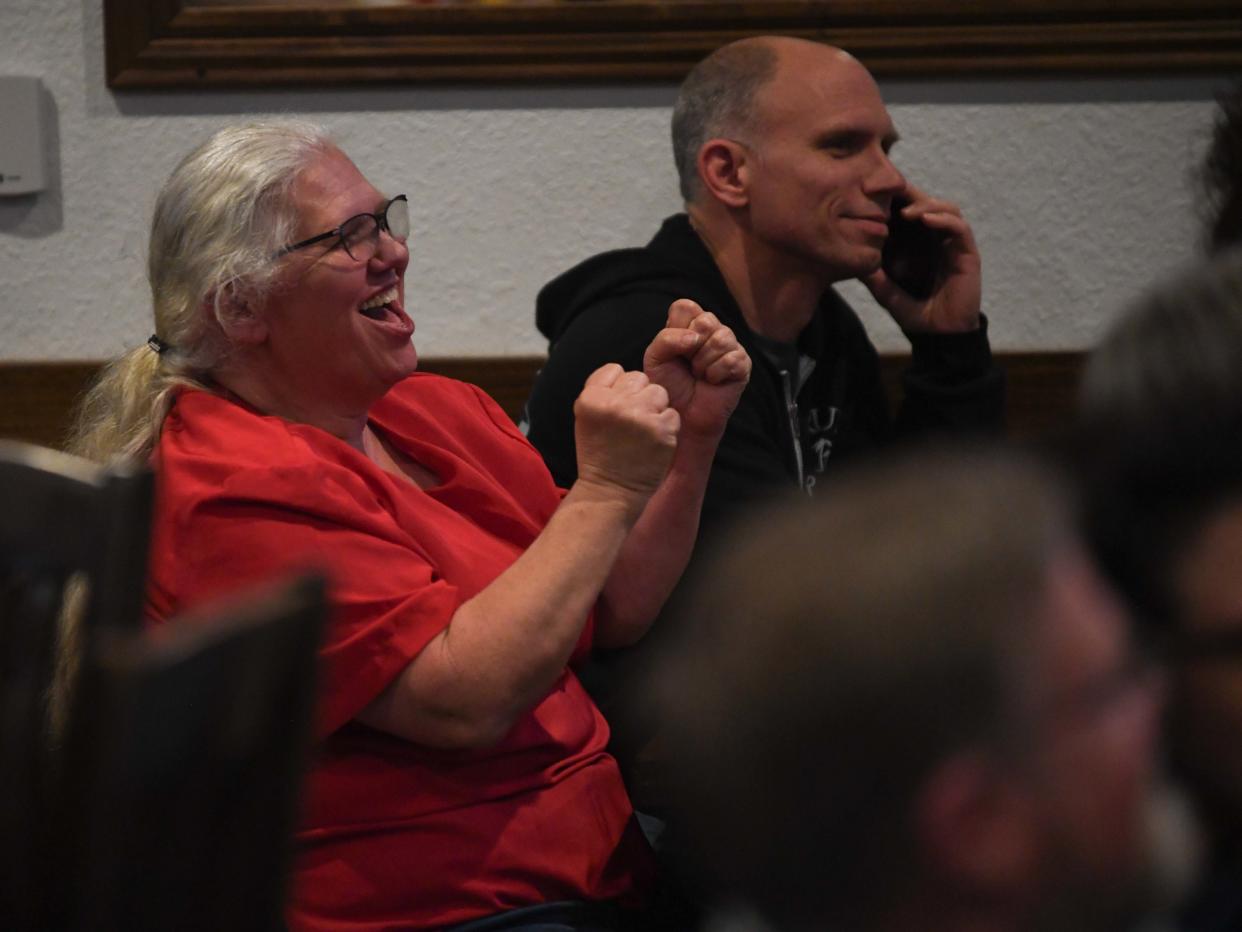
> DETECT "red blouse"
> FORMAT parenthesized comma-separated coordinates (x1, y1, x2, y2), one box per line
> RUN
(146, 375, 652, 930)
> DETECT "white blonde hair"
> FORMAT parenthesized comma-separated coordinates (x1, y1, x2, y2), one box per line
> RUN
(69, 119, 334, 463)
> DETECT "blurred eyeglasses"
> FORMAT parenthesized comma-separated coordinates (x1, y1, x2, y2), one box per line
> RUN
(277, 194, 409, 262)
(1045, 650, 1163, 726)
(1008, 647, 1163, 747)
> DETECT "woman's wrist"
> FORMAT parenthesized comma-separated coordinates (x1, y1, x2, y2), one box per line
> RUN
(564, 474, 652, 527)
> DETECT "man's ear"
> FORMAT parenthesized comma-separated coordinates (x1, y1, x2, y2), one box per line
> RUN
(914, 749, 1041, 896)
(697, 138, 751, 209)
(209, 286, 268, 346)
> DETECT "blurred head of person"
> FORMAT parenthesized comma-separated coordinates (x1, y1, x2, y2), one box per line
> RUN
(649, 448, 1164, 932)
(1078, 246, 1242, 849)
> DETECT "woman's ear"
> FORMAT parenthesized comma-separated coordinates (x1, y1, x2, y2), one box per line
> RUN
(209, 286, 267, 346)
(697, 138, 752, 209)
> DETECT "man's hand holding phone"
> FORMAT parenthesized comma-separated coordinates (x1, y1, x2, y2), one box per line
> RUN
(864, 183, 982, 335)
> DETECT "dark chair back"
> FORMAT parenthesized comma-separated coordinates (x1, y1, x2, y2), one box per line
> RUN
(0, 440, 153, 928)
(60, 572, 327, 932)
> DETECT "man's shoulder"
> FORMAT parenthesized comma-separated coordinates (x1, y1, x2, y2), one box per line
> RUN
(535, 214, 733, 342)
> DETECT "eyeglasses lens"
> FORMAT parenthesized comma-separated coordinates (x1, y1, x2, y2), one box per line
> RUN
(386, 197, 410, 242)
(339, 197, 409, 261)
(339, 215, 375, 261)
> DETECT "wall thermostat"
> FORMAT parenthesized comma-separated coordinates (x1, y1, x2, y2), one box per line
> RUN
(0, 76, 47, 196)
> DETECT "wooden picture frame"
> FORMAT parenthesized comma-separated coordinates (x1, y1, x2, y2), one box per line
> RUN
(105, 1, 1242, 89)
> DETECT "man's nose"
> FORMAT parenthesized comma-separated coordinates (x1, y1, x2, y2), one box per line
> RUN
(864, 151, 905, 197)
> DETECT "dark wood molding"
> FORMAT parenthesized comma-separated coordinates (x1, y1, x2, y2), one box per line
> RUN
(0, 362, 103, 451)
(879, 351, 1086, 442)
(0, 357, 547, 450)
(104, 1, 1242, 89)
(0, 353, 1084, 451)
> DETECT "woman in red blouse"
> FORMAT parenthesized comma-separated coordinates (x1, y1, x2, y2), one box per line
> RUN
(69, 121, 749, 931)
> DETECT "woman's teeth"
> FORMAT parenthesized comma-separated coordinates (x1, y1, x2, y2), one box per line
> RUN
(359, 287, 398, 320)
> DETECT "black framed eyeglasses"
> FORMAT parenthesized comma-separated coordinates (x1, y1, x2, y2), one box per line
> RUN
(277, 194, 409, 262)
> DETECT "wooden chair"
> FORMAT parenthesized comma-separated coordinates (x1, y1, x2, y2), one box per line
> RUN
(59, 572, 327, 932)
(0, 440, 154, 929)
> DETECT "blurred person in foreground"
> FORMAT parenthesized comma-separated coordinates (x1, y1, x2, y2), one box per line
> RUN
(68, 120, 750, 931)
(1076, 246, 1242, 931)
(648, 449, 1168, 932)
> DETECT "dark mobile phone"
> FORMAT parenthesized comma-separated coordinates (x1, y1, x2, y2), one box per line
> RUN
(881, 197, 946, 300)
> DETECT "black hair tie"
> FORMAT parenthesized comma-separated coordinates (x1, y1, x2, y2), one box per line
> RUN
(147, 334, 170, 355)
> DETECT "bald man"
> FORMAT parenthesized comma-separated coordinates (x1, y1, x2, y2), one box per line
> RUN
(522, 37, 1004, 803)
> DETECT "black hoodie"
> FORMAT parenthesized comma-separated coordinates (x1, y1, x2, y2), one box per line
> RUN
(524, 214, 1004, 809)
(525, 214, 1004, 539)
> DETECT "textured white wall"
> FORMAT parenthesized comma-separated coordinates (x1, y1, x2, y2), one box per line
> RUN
(0, 0, 1229, 360)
